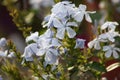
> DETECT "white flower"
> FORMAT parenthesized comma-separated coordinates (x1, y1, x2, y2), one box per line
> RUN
(0, 50, 15, 58)
(43, 14, 58, 28)
(101, 21, 119, 31)
(36, 37, 61, 56)
(99, 30, 120, 42)
(54, 19, 77, 39)
(26, 32, 39, 42)
(22, 43, 39, 61)
(52, 1, 75, 17)
(0, 50, 7, 57)
(72, 4, 95, 22)
(103, 44, 120, 58)
(0, 38, 7, 48)
(88, 38, 104, 50)
(44, 48, 59, 65)
(43, 1, 76, 28)
(38, 29, 61, 48)
(74, 39, 86, 49)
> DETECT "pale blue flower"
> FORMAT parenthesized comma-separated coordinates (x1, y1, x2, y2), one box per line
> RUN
(51, 1, 75, 18)
(44, 48, 59, 65)
(72, 4, 95, 22)
(74, 39, 86, 49)
(99, 30, 120, 42)
(43, 14, 57, 28)
(0, 50, 15, 58)
(103, 44, 120, 58)
(36, 47, 59, 65)
(88, 38, 103, 50)
(0, 38, 7, 48)
(26, 32, 39, 42)
(101, 21, 119, 31)
(54, 20, 77, 39)
(36, 37, 61, 56)
(22, 43, 39, 61)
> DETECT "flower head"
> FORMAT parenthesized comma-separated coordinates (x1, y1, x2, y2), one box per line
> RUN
(52, 1, 75, 17)
(72, 4, 95, 22)
(99, 30, 120, 42)
(101, 21, 119, 31)
(88, 38, 106, 50)
(54, 19, 77, 39)
(74, 38, 86, 49)
(103, 44, 120, 59)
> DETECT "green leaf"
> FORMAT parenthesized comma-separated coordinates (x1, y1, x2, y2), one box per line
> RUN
(89, 62, 106, 72)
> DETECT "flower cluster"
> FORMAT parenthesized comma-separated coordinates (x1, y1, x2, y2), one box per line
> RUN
(23, 1, 95, 66)
(88, 21, 120, 58)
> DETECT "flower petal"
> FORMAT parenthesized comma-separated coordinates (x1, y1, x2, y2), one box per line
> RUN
(114, 47, 120, 52)
(53, 18, 64, 28)
(66, 27, 76, 38)
(26, 32, 39, 42)
(101, 22, 109, 30)
(85, 13, 92, 23)
(36, 49, 46, 56)
(56, 28, 65, 39)
(73, 12, 84, 22)
(94, 41, 101, 50)
(45, 51, 58, 65)
(105, 50, 112, 58)
(79, 4, 87, 11)
(113, 50, 119, 59)
(88, 40, 95, 49)
(51, 38, 61, 47)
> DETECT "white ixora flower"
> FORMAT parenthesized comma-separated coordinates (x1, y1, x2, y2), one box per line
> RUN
(101, 21, 119, 31)
(74, 38, 86, 49)
(26, 32, 39, 43)
(53, 19, 77, 39)
(72, 4, 96, 23)
(103, 44, 120, 59)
